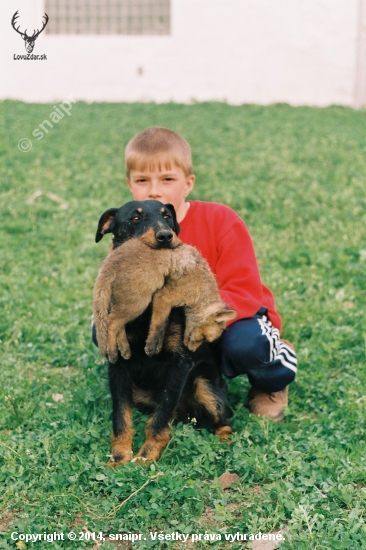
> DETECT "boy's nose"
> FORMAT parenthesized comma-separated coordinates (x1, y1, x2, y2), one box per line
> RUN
(148, 182, 162, 198)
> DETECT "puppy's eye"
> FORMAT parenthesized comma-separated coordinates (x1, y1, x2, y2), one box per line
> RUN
(132, 216, 141, 222)
(163, 214, 170, 220)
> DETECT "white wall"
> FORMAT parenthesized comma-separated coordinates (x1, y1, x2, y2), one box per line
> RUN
(1, 0, 365, 106)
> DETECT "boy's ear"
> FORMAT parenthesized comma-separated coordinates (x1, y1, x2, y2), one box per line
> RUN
(95, 208, 119, 243)
(165, 204, 180, 236)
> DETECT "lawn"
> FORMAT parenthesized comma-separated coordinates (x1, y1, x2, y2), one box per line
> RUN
(0, 101, 365, 549)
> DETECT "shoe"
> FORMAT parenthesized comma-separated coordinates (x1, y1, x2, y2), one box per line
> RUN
(247, 386, 288, 422)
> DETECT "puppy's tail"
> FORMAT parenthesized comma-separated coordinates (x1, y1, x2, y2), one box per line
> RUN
(93, 272, 113, 358)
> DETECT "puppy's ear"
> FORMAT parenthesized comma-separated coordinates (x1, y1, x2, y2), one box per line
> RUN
(205, 302, 237, 322)
(95, 208, 118, 243)
(165, 204, 180, 236)
(214, 304, 237, 323)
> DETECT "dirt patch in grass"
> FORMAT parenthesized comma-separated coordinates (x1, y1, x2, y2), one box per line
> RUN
(217, 472, 240, 490)
(0, 509, 15, 533)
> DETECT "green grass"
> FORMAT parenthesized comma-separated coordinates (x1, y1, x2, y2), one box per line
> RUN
(0, 101, 366, 549)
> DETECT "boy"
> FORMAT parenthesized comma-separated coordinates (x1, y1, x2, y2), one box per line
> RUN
(100, 127, 297, 421)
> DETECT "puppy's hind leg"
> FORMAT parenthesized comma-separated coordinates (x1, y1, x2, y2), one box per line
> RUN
(94, 318, 108, 359)
(93, 279, 112, 359)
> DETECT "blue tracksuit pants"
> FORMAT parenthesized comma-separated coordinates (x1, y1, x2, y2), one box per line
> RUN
(214, 307, 297, 392)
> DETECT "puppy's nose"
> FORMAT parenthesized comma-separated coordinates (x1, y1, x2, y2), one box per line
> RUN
(156, 230, 173, 243)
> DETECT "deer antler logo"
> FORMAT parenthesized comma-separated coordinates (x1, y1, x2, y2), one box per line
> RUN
(11, 11, 49, 53)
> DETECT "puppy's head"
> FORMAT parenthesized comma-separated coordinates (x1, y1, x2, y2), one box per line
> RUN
(95, 200, 180, 249)
(185, 303, 237, 351)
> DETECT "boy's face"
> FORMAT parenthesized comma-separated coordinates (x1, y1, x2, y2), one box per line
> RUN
(126, 165, 195, 222)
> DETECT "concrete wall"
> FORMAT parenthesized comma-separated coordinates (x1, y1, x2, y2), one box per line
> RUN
(1, 0, 365, 106)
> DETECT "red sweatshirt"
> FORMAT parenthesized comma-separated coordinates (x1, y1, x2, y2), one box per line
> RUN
(179, 200, 282, 331)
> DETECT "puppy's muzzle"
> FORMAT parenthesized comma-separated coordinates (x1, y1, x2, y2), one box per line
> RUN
(156, 230, 173, 244)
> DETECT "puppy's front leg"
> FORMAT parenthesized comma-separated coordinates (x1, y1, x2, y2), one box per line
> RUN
(107, 361, 134, 466)
(107, 311, 131, 362)
(145, 289, 172, 356)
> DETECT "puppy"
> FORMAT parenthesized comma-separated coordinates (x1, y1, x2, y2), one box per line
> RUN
(93, 206, 236, 363)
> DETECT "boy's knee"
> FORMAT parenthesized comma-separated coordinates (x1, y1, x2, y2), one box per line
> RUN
(247, 363, 296, 393)
(219, 316, 297, 391)
(221, 318, 270, 369)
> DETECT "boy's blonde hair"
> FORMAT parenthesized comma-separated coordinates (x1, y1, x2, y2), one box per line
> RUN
(125, 127, 192, 177)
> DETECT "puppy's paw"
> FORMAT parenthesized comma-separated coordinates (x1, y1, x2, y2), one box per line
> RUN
(187, 337, 204, 352)
(145, 333, 164, 356)
(110, 433, 133, 466)
(144, 342, 157, 357)
(154, 332, 165, 355)
(120, 349, 131, 360)
(144, 335, 158, 356)
(116, 343, 131, 360)
(183, 328, 202, 350)
(107, 346, 119, 364)
(183, 333, 191, 348)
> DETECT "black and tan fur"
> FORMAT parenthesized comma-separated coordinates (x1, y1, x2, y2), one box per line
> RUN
(94, 201, 234, 465)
